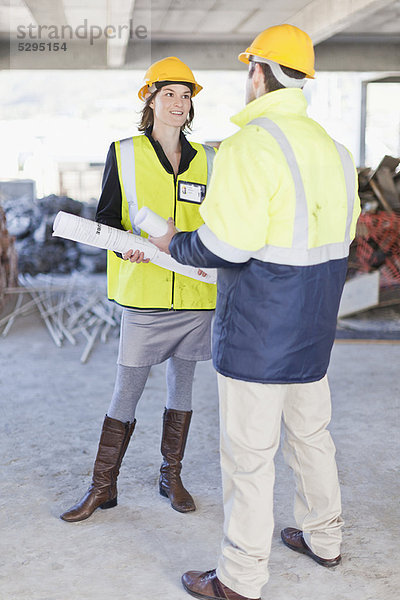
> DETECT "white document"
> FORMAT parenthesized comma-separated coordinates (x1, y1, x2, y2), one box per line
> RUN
(52, 211, 216, 284)
(134, 206, 170, 237)
(134, 207, 218, 284)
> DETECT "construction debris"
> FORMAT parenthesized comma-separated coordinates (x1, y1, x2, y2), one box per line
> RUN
(1, 273, 121, 363)
(0, 205, 18, 312)
(349, 155, 400, 293)
(2, 194, 106, 275)
(358, 155, 400, 214)
(341, 154, 400, 331)
(0, 196, 117, 362)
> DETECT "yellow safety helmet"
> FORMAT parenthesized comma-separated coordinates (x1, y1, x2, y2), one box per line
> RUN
(138, 56, 202, 101)
(238, 24, 315, 79)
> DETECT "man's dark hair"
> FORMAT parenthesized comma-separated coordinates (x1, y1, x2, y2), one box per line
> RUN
(249, 59, 305, 92)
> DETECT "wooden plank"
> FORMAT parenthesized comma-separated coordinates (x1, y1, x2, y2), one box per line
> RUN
(376, 166, 400, 211)
(370, 179, 393, 212)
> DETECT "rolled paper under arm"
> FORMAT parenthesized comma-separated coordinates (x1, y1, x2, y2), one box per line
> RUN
(134, 206, 170, 237)
(52, 211, 216, 284)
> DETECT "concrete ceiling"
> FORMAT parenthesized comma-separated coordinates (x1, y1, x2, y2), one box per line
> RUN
(1, 0, 399, 71)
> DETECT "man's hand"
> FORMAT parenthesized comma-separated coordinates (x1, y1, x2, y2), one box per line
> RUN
(149, 217, 178, 255)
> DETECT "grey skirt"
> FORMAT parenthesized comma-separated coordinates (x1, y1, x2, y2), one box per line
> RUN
(117, 308, 214, 367)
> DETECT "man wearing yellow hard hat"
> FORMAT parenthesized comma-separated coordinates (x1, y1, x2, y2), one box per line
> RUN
(152, 24, 360, 600)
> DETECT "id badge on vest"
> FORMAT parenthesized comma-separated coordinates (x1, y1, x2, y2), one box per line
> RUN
(178, 181, 206, 204)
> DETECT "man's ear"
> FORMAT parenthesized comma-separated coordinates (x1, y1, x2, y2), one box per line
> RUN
(253, 63, 265, 90)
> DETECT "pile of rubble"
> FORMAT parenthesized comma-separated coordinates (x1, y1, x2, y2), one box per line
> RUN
(0, 206, 18, 311)
(349, 155, 400, 292)
(2, 194, 106, 276)
(0, 196, 113, 361)
(0, 272, 121, 363)
(358, 155, 400, 214)
(337, 155, 400, 329)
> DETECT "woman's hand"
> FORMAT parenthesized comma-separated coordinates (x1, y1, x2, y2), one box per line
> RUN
(122, 249, 150, 263)
(149, 217, 178, 255)
(122, 230, 150, 263)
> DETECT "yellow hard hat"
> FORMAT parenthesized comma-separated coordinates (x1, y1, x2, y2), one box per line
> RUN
(138, 56, 202, 101)
(238, 24, 315, 79)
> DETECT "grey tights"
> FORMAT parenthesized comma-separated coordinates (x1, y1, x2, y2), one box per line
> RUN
(107, 356, 197, 423)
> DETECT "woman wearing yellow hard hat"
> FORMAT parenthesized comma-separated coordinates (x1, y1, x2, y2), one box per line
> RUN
(60, 57, 216, 522)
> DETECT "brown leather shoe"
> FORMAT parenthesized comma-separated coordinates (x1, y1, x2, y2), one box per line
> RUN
(159, 408, 196, 513)
(181, 569, 260, 600)
(281, 528, 341, 567)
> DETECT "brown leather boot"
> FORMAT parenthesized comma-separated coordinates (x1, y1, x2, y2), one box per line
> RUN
(159, 408, 196, 513)
(60, 415, 136, 522)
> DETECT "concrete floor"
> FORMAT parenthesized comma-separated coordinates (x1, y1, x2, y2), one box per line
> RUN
(0, 310, 399, 600)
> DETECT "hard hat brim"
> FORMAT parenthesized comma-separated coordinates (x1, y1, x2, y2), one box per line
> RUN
(138, 81, 202, 101)
(238, 51, 250, 65)
(238, 50, 315, 79)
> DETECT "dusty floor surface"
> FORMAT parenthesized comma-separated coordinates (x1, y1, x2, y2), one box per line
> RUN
(0, 307, 399, 600)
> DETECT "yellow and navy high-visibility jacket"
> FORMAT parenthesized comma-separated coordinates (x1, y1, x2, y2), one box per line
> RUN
(96, 128, 217, 310)
(169, 89, 361, 383)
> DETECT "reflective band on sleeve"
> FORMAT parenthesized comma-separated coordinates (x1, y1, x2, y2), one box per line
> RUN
(202, 144, 216, 188)
(119, 137, 141, 234)
(332, 139, 356, 246)
(198, 224, 253, 263)
(249, 117, 308, 250)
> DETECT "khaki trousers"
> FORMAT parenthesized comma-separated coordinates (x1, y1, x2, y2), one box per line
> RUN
(216, 374, 343, 599)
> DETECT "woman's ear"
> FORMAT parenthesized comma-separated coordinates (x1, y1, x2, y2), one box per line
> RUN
(144, 91, 154, 109)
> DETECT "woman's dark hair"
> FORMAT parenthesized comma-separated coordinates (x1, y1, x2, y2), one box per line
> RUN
(138, 86, 195, 133)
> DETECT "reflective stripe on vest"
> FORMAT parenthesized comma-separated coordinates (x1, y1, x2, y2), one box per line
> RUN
(119, 137, 140, 234)
(249, 117, 356, 266)
(202, 144, 215, 187)
(118, 138, 214, 232)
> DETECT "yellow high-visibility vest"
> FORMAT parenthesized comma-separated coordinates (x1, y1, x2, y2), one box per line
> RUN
(107, 134, 217, 309)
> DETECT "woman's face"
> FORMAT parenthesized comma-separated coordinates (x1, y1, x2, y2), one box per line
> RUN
(150, 83, 192, 129)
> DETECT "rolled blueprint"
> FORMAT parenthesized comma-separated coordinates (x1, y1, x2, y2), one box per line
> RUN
(52, 211, 216, 284)
(53, 211, 157, 259)
(134, 206, 170, 237)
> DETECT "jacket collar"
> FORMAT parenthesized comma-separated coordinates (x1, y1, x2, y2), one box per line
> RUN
(231, 88, 308, 128)
(145, 127, 197, 176)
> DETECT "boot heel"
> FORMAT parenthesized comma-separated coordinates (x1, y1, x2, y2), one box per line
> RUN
(159, 484, 169, 498)
(100, 497, 117, 510)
